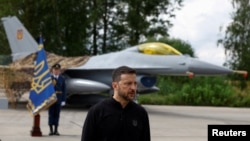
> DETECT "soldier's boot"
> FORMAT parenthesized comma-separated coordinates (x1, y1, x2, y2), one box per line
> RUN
(49, 125, 53, 135)
(54, 125, 60, 136)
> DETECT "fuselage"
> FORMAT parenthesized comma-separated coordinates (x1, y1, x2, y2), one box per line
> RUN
(63, 46, 233, 96)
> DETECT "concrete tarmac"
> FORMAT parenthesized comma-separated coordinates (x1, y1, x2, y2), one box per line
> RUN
(0, 103, 250, 141)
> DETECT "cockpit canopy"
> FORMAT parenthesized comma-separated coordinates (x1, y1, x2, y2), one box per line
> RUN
(138, 42, 182, 55)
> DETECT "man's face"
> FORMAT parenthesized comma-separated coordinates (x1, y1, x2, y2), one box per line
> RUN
(52, 68, 60, 75)
(114, 73, 137, 101)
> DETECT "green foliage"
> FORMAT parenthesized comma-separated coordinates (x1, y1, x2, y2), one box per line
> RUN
(0, 0, 184, 57)
(138, 94, 169, 105)
(174, 77, 235, 106)
(217, 0, 250, 85)
(0, 25, 11, 55)
(0, 55, 12, 65)
(139, 76, 250, 107)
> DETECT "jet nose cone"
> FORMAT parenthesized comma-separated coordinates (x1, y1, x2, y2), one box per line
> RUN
(188, 59, 233, 75)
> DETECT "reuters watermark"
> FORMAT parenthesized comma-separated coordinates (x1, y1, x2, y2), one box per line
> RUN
(208, 125, 250, 140)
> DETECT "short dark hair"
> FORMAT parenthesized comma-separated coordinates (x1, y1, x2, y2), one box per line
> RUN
(52, 63, 61, 69)
(112, 66, 136, 82)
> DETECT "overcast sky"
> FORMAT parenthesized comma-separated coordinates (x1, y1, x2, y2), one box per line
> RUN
(169, 0, 233, 67)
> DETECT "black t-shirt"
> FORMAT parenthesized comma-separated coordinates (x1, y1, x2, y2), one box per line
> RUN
(81, 98, 151, 141)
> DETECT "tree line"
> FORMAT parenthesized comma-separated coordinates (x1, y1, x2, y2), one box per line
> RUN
(0, 0, 249, 106)
(0, 0, 183, 56)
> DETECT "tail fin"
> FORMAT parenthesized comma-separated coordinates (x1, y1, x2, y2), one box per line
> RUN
(1, 16, 38, 61)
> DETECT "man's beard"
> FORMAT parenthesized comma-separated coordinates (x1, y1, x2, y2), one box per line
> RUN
(117, 87, 135, 102)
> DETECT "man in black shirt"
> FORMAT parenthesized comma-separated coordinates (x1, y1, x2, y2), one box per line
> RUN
(81, 66, 150, 141)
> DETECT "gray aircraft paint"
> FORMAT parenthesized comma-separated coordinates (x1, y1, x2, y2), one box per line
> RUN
(2, 16, 243, 105)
